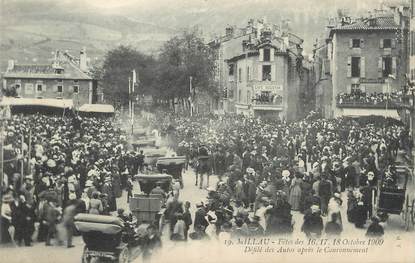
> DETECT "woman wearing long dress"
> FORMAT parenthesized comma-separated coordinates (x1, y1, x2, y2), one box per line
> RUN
(88, 192, 103, 215)
(327, 193, 343, 230)
(1, 194, 14, 243)
(288, 175, 303, 211)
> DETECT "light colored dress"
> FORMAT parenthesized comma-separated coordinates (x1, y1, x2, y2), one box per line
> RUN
(88, 198, 103, 215)
(289, 178, 303, 210)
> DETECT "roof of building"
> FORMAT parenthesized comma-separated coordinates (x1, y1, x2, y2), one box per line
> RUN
(330, 16, 399, 36)
(4, 61, 93, 80)
(0, 97, 73, 109)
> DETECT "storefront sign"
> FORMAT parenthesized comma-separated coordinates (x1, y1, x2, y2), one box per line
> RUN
(359, 78, 385, 84)
(253, 84, 283, 92)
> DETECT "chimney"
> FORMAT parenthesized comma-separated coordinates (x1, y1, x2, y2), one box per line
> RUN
(7, 60, 14, 71)
(225, 26, 234, 38)
(79, 47, 88, 71)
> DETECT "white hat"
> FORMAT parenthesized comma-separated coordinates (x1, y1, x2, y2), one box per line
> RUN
(47, 159, 56, 168)
(25, 174, 34, 181)
(246, 167, 255, 174)
(282, 170, 290, 178)
(68, 176, 76, 184)
(69, 193, 77, 200)
(85, 180, 93, 187)
(311, 205, 320, 213)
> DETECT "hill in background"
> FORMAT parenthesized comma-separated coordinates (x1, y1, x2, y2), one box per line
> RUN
(0, 0, 395, 72)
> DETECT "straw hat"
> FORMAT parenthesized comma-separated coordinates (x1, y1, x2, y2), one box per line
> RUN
(2, 194, 14, 203)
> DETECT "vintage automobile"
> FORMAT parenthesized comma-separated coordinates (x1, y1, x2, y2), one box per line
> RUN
(75, 213, 145, 263)
(132, 139, 156, 150)
(130, 174, 173, 229)
(373, 163, 415, 230)
(156, 156, 186, 188)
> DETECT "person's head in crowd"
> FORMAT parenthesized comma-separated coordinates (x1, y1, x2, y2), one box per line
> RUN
(92, 191, 100, 199)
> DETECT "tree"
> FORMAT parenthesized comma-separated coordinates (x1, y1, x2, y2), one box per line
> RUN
(100, 45, 156, 107)
(1, 84, 18, 97)
(155, 28, 218, 106)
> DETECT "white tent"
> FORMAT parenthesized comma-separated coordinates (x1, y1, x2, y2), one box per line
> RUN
(78, 104, 115, 113)
(0, 97, 73, 108)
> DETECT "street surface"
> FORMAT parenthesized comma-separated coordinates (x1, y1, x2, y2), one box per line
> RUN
(1, 163, 414, 263)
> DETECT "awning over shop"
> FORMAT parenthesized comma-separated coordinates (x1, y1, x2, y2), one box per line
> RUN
(338, 108, 401, 119)
(0, 97, 73, 109)
(78, 104, 115, 113)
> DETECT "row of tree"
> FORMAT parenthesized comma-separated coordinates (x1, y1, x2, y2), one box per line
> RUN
(94, 28, 218, 109)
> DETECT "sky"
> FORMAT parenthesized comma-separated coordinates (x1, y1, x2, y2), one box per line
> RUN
(60, 0, 409, 14)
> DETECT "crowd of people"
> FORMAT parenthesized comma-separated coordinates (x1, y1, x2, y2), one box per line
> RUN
(336, 91, 400, 106)
(254, 93, 283, 104)
(1, 109, 412, 250)
(149, 111, 412, 240)
(0, 113, 144, 247)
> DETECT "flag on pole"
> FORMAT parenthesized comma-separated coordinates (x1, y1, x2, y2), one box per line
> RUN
(132, 69, 137, 93)
(132, 69, 137, 85)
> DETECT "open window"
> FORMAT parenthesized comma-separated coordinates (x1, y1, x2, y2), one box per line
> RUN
(351, 57, 361, 78)
(382, 57, 392, 77)
(263, 49, 271, 61)
(262, 65, 271, 81)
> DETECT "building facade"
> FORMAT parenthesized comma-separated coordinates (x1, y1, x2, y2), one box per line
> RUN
(404, 0, 415, 161)
(209, 19, 310, 121)
(2, 49, 98, 109)
(320, 6, 410, 119)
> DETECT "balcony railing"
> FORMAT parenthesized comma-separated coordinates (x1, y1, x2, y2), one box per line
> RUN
(336, 93, 399, 109)
(253, 99, 283, 106)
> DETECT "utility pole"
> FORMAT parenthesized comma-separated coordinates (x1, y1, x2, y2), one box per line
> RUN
(189, 76, 193, 117)
(132, 69, 137, 135)
(128, 77, 132, 134)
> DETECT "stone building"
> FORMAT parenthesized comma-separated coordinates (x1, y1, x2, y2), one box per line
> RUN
(2, 49, 98, 109)
(320, 6, 410, 118)
(209, 19, 311, 121)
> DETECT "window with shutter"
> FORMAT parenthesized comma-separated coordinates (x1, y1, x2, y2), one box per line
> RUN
(378, 57, 383, 78)
(259, 49, 264, 61)
(347, 57, 352, 77)
(360, 39, 365, 48)
(392, 57, 397, 77)
(258, 65, 262, 81)
(360, 57, 365, 78)
(352, 39, 361, 48)
(391, 39, 396, 49)
(57, 85, 63, 93)
(262, 65, 271, 81)
(36, 84, 43, 93)
(380, 39, 384, 48)
(383, 39, 392, 48)
(270, 48, 274, 62)
(271, 65, 276, 81)
(263, 49, 270, 61)
(351, 57, 360, 78)
(349, 39, 353, 48)
(382, 57, 392, 77)
(73, 85, 79, 94)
